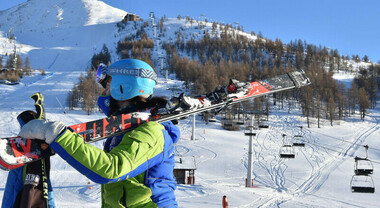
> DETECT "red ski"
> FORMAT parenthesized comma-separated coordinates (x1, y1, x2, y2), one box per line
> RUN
(0, 70, 310, 170)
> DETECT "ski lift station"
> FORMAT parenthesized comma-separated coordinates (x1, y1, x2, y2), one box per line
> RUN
(174, 156, 196, 184)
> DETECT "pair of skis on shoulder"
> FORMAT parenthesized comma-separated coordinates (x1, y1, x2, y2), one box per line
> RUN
(0, 70, 310, 170)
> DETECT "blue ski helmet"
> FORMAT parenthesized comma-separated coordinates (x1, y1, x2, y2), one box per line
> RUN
(108, 59, 157, 101)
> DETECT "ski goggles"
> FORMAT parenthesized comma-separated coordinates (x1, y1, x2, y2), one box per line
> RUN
(96, 64, 110, 88)
(108, 67, 157, 83)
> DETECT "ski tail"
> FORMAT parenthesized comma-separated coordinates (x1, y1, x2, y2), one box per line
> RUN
(31, 92, 46, 120)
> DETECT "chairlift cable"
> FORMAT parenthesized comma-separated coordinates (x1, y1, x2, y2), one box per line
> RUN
(302, 140, 380, 166)
(305, 131, 380, 152)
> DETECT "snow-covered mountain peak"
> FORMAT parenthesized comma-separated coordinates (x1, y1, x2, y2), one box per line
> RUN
(81, 0, 128, 26)
(0, 0, 127, 32)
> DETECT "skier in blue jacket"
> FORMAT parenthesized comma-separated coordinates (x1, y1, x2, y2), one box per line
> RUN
(19, 59, 180, 207)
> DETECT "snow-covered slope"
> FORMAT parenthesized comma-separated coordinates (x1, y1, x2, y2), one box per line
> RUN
(1, 70, 380, 208)
(0, 0, 127, 71)
(1, 1, 380, 207)
(0, 0, 126, 31)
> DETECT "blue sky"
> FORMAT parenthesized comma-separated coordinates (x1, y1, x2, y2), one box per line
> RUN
(1, 0, 379, 62)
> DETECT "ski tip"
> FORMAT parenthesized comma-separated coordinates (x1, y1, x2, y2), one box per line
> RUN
(0, 164, 8, 171)
(288, 69, 311, 88)
(0, 157, 17, 171)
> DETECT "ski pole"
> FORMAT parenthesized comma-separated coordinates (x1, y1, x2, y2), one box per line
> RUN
(31, 92, 49, 208)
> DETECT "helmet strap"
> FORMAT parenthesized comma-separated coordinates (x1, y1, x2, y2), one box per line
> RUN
(146, 94, 153, 101)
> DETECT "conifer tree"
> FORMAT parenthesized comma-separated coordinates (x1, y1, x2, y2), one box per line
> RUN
(327, 97, 335, 126)
(358, 87, 370, 120)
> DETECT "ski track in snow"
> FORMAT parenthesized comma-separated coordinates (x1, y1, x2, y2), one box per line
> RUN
(246, 104, 380, 207)
(1, 5, 380, 205)
(2, 77, 379, 207)
(342, 115, 380, 157)
(2, 76, 379, 207)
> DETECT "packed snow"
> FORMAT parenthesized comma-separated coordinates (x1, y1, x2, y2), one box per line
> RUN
(1, 0, 380, 207)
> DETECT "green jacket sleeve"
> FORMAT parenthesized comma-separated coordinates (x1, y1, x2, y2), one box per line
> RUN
(50, 122, 166, 184)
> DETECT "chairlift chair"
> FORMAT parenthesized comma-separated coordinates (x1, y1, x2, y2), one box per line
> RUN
(208, 118, 217, 122)
(244, 130, 256, 136)
(279, 145, 295, 158)
(236, 120, 244, 125)
(292, 142, 305, 147)
(258, 120, 269, 128)
(280, 134, 295, 158)
(292, 126, 305, 147)
(292, 135, 305, 147)
(354, 157, 374, 175)
(223, 123, 233, 127)
(293, 126, 303, 137)
(260, 117, 268, 122)
(354, 145, 374, 175)
(350, 175, 375, 193)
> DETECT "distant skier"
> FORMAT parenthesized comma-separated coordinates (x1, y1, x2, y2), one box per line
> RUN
(19, 59, 180, 208)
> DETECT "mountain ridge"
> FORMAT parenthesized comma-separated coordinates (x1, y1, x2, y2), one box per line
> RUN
(0, 0, 127, 32)
(0, 0, 130, 71)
